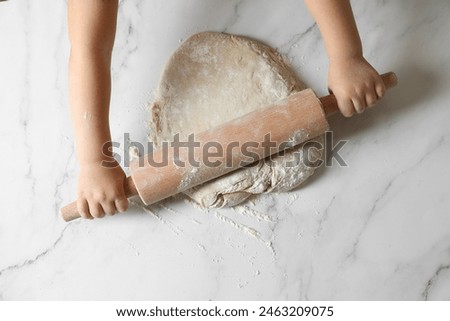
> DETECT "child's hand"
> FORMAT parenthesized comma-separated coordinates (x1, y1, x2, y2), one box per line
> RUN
(77, 161, 128, 219)
(328, 56, 385, 117)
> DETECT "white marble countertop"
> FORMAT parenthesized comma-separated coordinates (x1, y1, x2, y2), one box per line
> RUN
(0, 0, 449, 300)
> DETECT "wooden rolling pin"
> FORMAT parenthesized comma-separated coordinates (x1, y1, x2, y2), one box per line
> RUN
(61, 72, 398, 221)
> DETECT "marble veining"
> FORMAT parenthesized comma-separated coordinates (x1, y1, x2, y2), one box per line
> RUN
(0, 0, 449, 300)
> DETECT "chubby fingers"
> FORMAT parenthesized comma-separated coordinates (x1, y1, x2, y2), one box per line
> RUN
(337, 97, 357, 118)
(335, 81, 386, 117)
(365, 90, 378, 108)
(101, 199, 118, 217)
(115, 196, 129, 213)
(102, 190, 129, 216)
(77, 198, 93, 220)
(88, 199, 106, 219)
(352, 88, 367, 114)
(375, 75, 386, 99)
(332, 88, 366, 117)
(366, 75, 386, 109)
(76, 193, 128, 220)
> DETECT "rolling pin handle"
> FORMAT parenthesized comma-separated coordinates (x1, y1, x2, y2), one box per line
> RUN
(60, 176, 138, 222)
(320, 72, 398, 116)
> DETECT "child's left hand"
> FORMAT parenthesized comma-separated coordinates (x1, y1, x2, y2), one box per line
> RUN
(328, 56, 385, 117)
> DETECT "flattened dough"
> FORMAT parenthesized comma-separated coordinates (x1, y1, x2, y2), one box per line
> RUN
(149, 32, 323, 208)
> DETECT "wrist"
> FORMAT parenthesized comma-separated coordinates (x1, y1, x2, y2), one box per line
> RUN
(78, 144, 117, 169)
(327, 42, 364, 63)
(329, 52, 364, 64)
(80, 158, 120, 172)
(80, 156, 117, 167)
(76, 136, 116, 164)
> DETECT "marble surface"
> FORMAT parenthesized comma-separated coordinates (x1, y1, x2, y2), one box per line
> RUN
(1, 0, 449, 300)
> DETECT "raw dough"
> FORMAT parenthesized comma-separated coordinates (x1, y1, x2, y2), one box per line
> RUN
(149, 32, 323, 208)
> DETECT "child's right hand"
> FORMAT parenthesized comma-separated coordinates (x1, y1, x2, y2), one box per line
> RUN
(77, 161, 128, 219)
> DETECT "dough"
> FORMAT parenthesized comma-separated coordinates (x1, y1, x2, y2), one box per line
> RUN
(149, 32, 324, 208)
